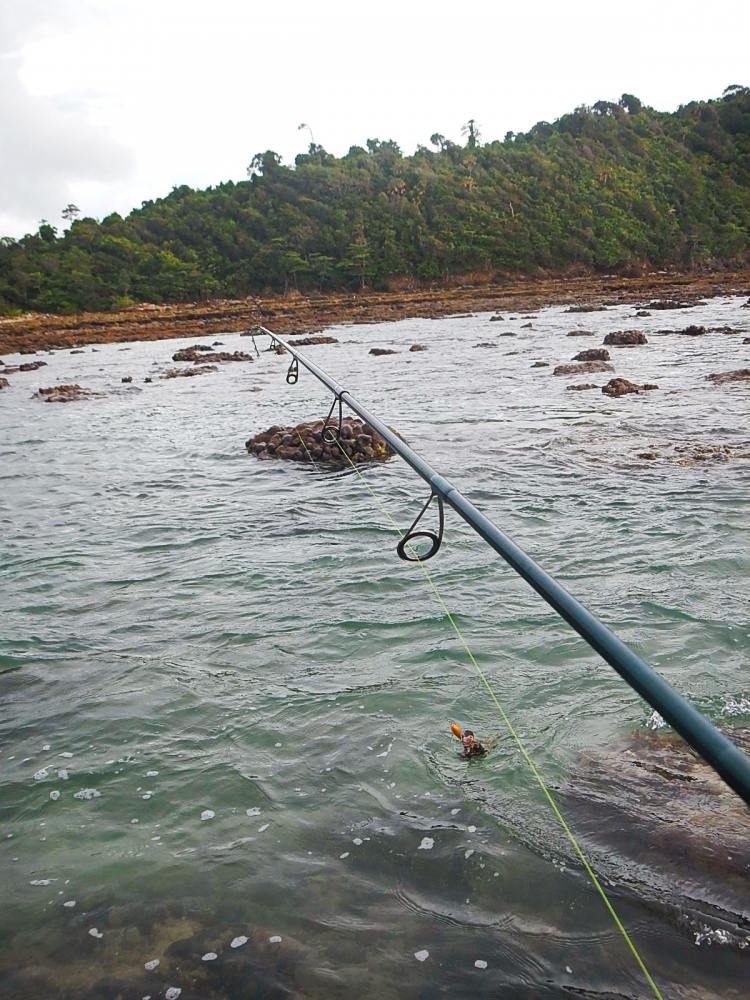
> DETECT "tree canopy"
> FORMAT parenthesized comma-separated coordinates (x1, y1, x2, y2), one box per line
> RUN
(2, 88, 750, 314)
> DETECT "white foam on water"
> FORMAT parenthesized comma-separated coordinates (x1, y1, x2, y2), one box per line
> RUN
(566, 965, 573, 974)
(165, 989, 181, 1000)
(74, 788, 101, 800)
(414, 950, 429, 962)
(418, 837, 434, 850)
(269, 935, 282, 944)
(721, 696, 750, 717)
(645, 710, 667, 730)
(474, 959, 488, 969)
(202, 952, 218, 961)
(245, 807, 261, 816)
(34, 768, 49, 781)
(467, 825, 477, 833)
(376, 742, 393, 758)
(42, 744, 51, 751)
(143, 958, 160, 970)
(352, 837, 363, 846)
(30, 879, 56, 886)
(59, 752, 73, 758)
(89, 928, 103, 938)
(464, 849, 474, 859)
(258, 823, 269, 832)
(450, 808, 460, 815)
(200, 810, 215, 821)
(339, 852, 350, 859)
(63, 900, 76, 908)
(274, 742, 282, 748)
(131, 818, 139, 824)
(230, 935, 248, 948)
(49, 790, 61, 801)
(58, 769, 69, 780)
(145, 770, 159, 777)
(141, 791, 153, 800)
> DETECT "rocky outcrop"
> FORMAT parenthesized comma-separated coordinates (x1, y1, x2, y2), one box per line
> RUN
(553, 361, 613, 376)
(489, 314, 505, 321)
(645, 299, 693, 309)
(173, 347, 252, 363)
(637, 443, 750, 465)
(293, 336, 338, 346)
(246, 417, 393, 467)
(566, 382, 598, 391)
(369, 347, 397, 355)
(706, 368, 750, 385)
(602, 378, 658, 397)
(573, 348, 610, 362)
(161, 366, 218, 378)
(19, 360, 47, 371)
(0, 377, 9, 390)
(603, 330, 648, 346)
(33, 384, 95, 402)
(409, 344, 427, 351)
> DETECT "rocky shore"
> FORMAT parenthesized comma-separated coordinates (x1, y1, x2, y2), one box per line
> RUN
(1, 269, 749, 355)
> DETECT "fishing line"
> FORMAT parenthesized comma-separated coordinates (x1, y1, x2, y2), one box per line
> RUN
(330, 436, 664, 1000)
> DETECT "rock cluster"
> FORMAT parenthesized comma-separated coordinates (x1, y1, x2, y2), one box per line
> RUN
(602, 378, 658, 397)
(573, 348, 610, 362)
(33, 384, 94, 402)
(645, 299, 693, 310)
(369, 347, 397, 355)
(566, 382, 598, 391)
(246, 417, 393, 467)
(706, 368, 750, 385)
(2, 360, 48, 374)
(290, 336, 338, 346)
(172, 347, 252, 364)
(553, 361, 613, 376)
(603, 330, 648, 346)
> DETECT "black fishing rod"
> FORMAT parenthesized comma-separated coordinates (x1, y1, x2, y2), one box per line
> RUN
(255, 325, 750, 808)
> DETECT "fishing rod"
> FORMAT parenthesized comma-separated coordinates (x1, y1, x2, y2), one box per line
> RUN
(253, 325, 750, 808)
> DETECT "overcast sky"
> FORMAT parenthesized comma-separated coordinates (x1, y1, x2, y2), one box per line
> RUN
(2, 0, 749, 238)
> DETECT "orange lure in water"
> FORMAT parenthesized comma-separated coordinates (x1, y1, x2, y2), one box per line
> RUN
(450, 722, 463, 740)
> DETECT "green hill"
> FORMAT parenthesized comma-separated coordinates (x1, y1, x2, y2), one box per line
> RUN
(2, 87, 750, 314)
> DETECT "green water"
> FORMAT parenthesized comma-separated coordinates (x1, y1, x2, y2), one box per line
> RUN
(1, 298, 749, 998)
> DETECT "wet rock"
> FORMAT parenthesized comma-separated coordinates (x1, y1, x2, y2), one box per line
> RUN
(172, 344, 213, 361)
(0, 377, 9, 390)
(566, 329, 595, 336)
(531, 361, 549, 368)
(675, 325, 707, 336)
(269, 344, 286, 355)
(294, 335, 338, 346)
(409, 344, 427, 352)
(121, 376, 132, 383)
(212, 340, 223, 345)
(369, 347, 397, 355)
(638, 452, 658, 459)
(573, 348, 610, 362)
(19, 360, 48, 371)
(645, 299, 693, 309)
(553, 361, 613, 376)
(602, 378, 658, 397)
(565, 382, 598, 391)
(246, 416, 393, 468)
(565, 304, 604, 313)
(706, 368, 750, 385)
(33, 384, 95, 402)
(19, 347, 37, 355)
(144, 377, 152, 383)
(489, 314, 505, 321)
(161, 366, 218, 379)
(2, 366, 20, 373)
(198, 350, 251, 364)
(520, 322, 533, 329)
(603, 330, 648, 346)
(498, 331, 516, 336)
(635, 310, 651, 317)
(473, 342, 499, 349)
(744, 337, 750, 344)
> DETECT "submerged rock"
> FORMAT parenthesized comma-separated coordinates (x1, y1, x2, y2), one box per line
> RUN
(603, 330, 648, 346)
(33, 384, 96, 402)
(553, 361, 613, 376)
(572, 348, 610, 362)
(489, 314, 505, 321)
(675, 325, 707, 336)
(473, 342, 499, 349)
(565, 382, 598, 391)
(246, 416, 394, 467)
(409, 344, 427, 351)
(566, 329, 595, 336)
(369, 347, 397, 355)
(645, 299, 694, 309)
(602, 377, 658, 397)
(635, 309, 651, 317)
(172, 347, 252, 364)
(0, 377, 9, 390)
(161, 366, 218, 379)
(19, 360, 48, 371)
(565, 304, 604, 313)
(706, 368, 750, 385)
(531, 361, 549, 368)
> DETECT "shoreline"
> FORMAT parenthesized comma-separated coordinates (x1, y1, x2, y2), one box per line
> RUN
(1, 269, 749, 355)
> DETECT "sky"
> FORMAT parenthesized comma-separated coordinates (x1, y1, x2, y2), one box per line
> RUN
(2, 0, 749, 239)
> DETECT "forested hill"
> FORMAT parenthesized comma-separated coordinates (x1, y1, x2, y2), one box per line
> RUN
(2, 88, 750, 315)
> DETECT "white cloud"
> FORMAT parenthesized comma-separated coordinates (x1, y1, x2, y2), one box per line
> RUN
(1, 0, 748, 238)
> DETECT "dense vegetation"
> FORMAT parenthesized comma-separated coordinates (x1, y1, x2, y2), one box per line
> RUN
(2, 88, 750, 314)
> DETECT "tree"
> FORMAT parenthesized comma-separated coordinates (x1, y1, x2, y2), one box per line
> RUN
(462, 119, 481, 148)
(62, 203, 81, 223)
